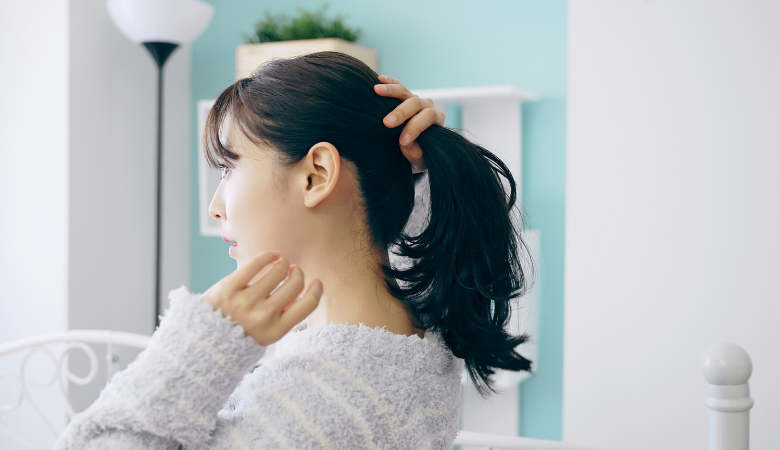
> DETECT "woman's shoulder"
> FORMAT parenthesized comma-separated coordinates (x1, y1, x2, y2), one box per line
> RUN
(221, 322, 464, 449)
(239, 321, 463, 391)
(275, 321, 462, 374)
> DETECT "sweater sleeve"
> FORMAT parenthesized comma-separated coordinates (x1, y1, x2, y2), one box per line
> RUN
(53, 285, 268, 450)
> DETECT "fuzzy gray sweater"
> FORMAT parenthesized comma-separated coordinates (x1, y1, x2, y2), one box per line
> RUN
(53, 285, 464, 449)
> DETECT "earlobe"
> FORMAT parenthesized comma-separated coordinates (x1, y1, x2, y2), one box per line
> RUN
(303, 142, 340, 208)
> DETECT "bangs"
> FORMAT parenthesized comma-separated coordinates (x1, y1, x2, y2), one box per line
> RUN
(203, 82, 241, 169)
(203, 79, 260, 169)
(203, 77, 278, 170)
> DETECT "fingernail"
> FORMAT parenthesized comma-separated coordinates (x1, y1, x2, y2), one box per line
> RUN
(271, 251, 281, 257)
(385, 115, 397, 125)
(377, 84, 387, 92)
(400, 134, 412, 146)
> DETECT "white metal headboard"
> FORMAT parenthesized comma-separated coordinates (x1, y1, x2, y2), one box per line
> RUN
(0, 333, 753, 450)
(0, 331, 151, 449)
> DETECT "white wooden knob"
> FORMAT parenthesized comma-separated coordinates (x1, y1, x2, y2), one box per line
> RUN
(702, 343, 752, 386)
(702, 343, 753, 450)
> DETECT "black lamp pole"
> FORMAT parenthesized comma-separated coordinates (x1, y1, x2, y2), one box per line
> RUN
(142, 42, 179, 330)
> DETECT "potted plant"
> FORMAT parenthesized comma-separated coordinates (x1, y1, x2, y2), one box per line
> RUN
(236, 3, 377, 80)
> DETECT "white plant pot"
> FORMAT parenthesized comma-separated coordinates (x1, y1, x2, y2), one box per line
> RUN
(235, 37, 378, 80)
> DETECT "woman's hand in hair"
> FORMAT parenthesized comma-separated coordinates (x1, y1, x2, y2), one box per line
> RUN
(201, 251, 323, 346)
(375, 75, 446, 173)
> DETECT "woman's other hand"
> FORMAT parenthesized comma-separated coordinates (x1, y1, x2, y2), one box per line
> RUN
(201, 251, 323, 346)
(374, 75, 446, 173)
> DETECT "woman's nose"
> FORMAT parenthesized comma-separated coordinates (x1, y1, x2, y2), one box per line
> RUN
(208, 184, 225, 220)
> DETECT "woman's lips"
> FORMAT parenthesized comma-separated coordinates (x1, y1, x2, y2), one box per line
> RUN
(229, 243, 238, 255)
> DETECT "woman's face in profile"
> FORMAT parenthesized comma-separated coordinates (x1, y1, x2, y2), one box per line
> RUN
(207, 120, 300, 269)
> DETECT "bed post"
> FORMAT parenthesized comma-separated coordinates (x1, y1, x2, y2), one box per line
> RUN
(702, 343, 754, 450)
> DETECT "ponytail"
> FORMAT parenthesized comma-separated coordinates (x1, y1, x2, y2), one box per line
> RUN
(380, 125, 536, 398)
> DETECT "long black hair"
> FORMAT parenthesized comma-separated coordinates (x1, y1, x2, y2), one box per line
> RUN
(204, 51, 536, 397)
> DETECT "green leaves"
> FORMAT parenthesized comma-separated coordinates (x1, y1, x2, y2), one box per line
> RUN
(242, 3, 362, 44)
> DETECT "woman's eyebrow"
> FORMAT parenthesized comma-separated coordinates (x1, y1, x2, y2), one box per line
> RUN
(225, 143, 242, 158)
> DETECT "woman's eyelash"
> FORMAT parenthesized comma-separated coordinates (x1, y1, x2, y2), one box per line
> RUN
(217, 163, 231, 178)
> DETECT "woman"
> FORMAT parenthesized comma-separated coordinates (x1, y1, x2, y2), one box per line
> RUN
(55, 51, 534, 450)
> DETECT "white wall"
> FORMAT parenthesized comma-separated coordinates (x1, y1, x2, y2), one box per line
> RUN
(0, 0, 192, 446)
(0, 0, 69, 347)
(0, 2, 70, 448)
(565, 1, 780, 449)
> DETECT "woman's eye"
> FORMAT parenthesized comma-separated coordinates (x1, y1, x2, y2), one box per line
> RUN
(218, 164, 231, 179)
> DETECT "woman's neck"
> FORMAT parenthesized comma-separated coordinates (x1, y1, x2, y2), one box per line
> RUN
(300, 249, 424, 339)
(306, 285, 424, 339)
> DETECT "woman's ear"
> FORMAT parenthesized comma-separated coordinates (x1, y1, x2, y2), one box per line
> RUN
(302, 142, 340, 208)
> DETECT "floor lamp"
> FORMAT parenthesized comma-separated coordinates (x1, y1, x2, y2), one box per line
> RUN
(107, 0, 214, 329)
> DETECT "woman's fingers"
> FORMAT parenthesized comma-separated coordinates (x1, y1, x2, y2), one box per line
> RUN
(374, 80, 416, 102)
(242, 257, 290, 306)
(397, 106, 445, 145)
(384, 97, 441, 131)
(374, 75, 439, 173)
(378, 75, 400, 84)
(403, 141, 426, 173)
(396, 106, 442, 172)
(228, 251, 281, 292)
(375, 76, 445, 128)
(278, 279, 323, 331)
(202, 252, 323, 347)
(264, 264, 305, 312)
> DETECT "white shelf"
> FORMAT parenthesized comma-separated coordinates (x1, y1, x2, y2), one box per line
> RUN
(410, 84, 540, 105)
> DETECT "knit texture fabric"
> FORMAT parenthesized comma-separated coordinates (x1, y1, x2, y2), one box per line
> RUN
(54, 285, 465, 449)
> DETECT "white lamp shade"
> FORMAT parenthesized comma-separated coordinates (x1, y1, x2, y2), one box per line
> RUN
(107, 0, 214, 45)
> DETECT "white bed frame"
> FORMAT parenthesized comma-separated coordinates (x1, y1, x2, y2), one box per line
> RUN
(0, 332, 753, 450)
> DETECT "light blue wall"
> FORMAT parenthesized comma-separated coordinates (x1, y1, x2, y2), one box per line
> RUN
(190, 0, 567, 440)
